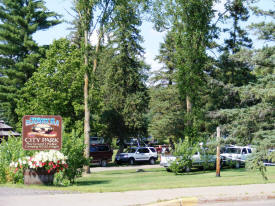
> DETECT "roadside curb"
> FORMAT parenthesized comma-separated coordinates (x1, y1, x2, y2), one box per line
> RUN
(145, 197, 198, 206)
(144, 194, 275, 206)
(199, 194, 275, 203)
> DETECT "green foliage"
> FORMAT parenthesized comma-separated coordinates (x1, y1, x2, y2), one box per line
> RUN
(212, 0, 255, 87)
(98, 0, 149, 149)
(16, 39, 84, 132)
(222, 0, 252, 53)
(0, 0, 61, 126)
(174, 0, 214, 101)
(214, 51, 256, 86)
(152, 30, 177, 86)
(0, 137, 34, 183)
(203, 77, 241, 112)
(169, 139, 197, 174)
(0, 129, 89, 185)
(249, 4, 275, 42)
(246, 137, 275, 180)
(208, 75, 275, 144)
(148, 30, 185, 142)
(151, 0, 216, 144)
(53, 171, 71, 186)
(148, 86, 185, 142)
(252, 46, 275, 76)
(61, 130, 90, 184)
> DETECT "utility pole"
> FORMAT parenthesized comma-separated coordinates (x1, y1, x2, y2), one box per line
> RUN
(216, 126, 221, 177)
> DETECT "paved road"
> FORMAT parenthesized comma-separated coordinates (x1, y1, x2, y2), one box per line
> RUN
(0, 183, 274, 206)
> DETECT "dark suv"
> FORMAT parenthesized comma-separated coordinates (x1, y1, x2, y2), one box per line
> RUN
(90, 144, 113, 167)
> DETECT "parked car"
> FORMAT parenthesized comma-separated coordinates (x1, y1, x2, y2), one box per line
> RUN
(115, 147, 158, 165)
(160, 150, 217, 171)
(220, 145, 253, 168)
(90, 144, 113, 167)
(90, 136, 104, 144)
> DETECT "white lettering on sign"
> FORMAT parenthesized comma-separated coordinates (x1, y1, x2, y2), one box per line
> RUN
(42, 138, 59, 143)
(24, 138, 40, 143)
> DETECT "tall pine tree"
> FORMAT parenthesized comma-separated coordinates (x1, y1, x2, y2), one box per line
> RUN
(99, 0, 149, 152)
(0, 0, 60, 126)
(148, 30, 185, 144)
(214, 0, 255, 86)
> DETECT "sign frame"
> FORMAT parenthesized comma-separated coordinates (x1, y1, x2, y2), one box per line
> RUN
(22, 115, 62, 150)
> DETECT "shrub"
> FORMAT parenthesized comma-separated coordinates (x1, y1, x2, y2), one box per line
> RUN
(61, 130, 90, 184)
(168, 139, 197, 174)
(0, 137, 34, 183)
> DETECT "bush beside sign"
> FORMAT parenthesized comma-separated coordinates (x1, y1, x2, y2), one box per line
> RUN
(22, 115, 62, 150)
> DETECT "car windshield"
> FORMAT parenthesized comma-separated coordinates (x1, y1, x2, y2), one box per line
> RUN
(90, 146, 98, 152)
(225, 148, 241, 154)
(127, 148, 136, 153)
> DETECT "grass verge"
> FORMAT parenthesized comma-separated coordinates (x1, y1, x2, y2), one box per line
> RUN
(1, 167, 275, 193)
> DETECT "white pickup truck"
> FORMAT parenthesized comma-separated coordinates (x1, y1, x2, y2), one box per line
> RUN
(220, 146, 253, 168)
(160, 151, 217, 171)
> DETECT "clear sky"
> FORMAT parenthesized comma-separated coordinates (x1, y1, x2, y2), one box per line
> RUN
(33, 0, 273, 72)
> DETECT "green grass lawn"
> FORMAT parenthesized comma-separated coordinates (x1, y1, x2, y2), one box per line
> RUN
(2, 167, 275, 193)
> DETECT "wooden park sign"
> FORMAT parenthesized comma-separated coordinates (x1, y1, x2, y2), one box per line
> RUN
(22, 115, 62, 150)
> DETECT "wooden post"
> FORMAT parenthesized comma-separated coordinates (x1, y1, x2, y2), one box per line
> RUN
(216, 126, 221, 177)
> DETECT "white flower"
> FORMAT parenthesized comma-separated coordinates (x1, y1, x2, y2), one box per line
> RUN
(12, 150, 67, 170)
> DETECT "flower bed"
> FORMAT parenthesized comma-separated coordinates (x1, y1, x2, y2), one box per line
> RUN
(10, 150, 68, 184)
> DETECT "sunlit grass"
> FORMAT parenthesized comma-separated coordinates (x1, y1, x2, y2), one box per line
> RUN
(2, 167, 275, 193)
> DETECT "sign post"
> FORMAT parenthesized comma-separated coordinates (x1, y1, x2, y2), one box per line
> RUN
(216, 126, 221, 177)
(22, 115, 62, 150)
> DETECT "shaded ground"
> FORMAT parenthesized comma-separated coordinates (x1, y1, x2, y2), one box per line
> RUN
(90, 164, 162, 173)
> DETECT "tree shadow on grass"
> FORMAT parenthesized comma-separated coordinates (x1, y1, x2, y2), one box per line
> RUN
(76, 180, 111, 186)
(170, 167, 246, 176)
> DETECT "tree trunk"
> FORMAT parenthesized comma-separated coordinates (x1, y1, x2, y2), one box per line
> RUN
(92, 30, 102, 74)
(186, 95, 192, 114)
(186, 95, 192, 138)
(84, 29, 90, 174)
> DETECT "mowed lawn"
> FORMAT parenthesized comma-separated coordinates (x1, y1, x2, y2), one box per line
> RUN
(3, 167, 275, 193)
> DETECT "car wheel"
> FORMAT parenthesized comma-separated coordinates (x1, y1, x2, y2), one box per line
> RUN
(185, 166, 190, 172)
(101, 160, 107, 167)
(149, 158, 155, 165)
(129, 158, 135, 165)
